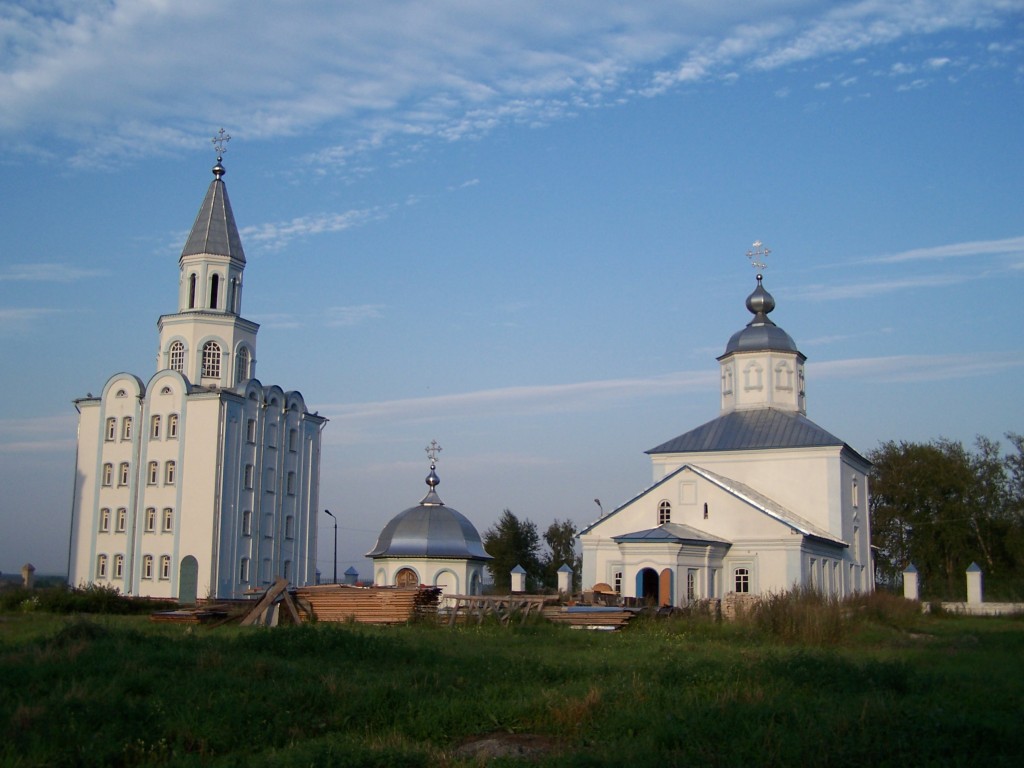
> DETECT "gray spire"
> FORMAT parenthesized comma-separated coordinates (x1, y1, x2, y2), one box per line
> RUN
(181, 158, 246, 263)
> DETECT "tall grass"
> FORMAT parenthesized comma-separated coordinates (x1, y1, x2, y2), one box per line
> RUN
(1, 595, 1022, 767)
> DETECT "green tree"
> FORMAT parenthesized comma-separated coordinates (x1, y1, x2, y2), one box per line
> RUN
(541, 518, 582, 591)
(869, 435, 1024, 599)
(482, 509, 543, 591)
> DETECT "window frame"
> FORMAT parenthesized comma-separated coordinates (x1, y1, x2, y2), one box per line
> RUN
(169, 341, 184, 372)
(162, 508, 173, 533)
(105, 417, 116, 441)
(165, 460, 176, 485)
(201, 341, 221, 379)
(145, 507, 156, 532)
(150, 415, 161, 439)
(142, 554, 153, 579)
(658, 499, 672, 525)
(167, 413, 179, 438)
(159, 555, 171, 580)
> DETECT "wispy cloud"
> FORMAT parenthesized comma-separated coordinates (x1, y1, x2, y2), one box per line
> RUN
(0, 307, 61, 333)
(325, 304, 385, 328)
(1, 2, 1017, 168)
(791, 272, 973, 301)
(241, 207, 387, 251)
(0, 413, 75, 453)
(0, 263, 104, 282)
(859, 235, 1024, 264)
(812, 353, 1024, 383)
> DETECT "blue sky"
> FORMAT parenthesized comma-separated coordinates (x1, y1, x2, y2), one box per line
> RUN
(1, 0, 1022, 578)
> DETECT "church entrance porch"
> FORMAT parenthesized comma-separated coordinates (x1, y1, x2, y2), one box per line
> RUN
(635, 567, 674, 606)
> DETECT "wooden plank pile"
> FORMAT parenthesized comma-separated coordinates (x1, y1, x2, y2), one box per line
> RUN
(293, 584, 441, 624)
(542, 605, 637, 630)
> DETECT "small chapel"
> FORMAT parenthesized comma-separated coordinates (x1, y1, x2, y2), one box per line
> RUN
(67, 136, 326, 601)
(580, 244, 873, 605)
(367, 442, 492, 598)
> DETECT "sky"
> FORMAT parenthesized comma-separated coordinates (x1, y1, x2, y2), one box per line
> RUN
(1, 0, 1022, 579)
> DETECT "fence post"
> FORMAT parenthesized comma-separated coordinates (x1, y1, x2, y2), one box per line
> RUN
(966, 562, 983, 605)
(902, 564, 919, 601)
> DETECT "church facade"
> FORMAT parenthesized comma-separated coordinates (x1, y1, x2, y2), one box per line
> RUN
(580, 263, 873, 604)
(68, 151, 326, 601)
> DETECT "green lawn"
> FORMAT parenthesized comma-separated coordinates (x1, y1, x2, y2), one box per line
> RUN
(1, 606, 1022, 767)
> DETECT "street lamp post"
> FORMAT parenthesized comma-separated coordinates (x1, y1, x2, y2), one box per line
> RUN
(324, 509, 337, 585)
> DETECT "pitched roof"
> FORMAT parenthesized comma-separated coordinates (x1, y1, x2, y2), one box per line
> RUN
(612, 522, 730, 545)
(647, 408, 851, 456)
(181, 177, 246, 263)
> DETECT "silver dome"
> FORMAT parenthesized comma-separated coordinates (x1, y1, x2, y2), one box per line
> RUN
(366, 503, 492, 559)
(721, 275, 799, 355)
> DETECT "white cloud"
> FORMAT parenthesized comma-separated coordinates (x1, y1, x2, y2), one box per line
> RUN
(812, 352, 1024, 383)
(791, 273, 972, 301)
(0, 263, 104, 281)
(1, 1, 1017, 168)
(0, 307, 61, 333)
(861, 235, 1024, 264)
(241, 207, 387, 251)
(325, 304, 385, 328)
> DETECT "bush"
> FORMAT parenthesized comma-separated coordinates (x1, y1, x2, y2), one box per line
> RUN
(747, 587, 844, 645)
(0, 584, 169, 615)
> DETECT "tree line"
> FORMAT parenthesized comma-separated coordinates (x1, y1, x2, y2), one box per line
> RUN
(869, 433, 1023, 599)
(482, 510, 582, 592)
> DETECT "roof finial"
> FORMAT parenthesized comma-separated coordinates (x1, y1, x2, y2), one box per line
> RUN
(746, 239, 771, 282)
(211, 128, 231, 179)
(421, 440, 443, 504)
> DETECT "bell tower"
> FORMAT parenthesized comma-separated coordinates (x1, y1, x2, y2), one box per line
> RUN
(157, 130, 259, 388)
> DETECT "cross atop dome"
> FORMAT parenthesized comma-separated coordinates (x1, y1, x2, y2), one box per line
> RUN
(425, 439, 442, 467)
(211, 128, 231, 179)
(746, 240, 771, 278)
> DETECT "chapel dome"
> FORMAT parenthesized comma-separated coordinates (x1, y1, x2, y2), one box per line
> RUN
(365, 461, 491, 560)
(722, 275, 798, 355)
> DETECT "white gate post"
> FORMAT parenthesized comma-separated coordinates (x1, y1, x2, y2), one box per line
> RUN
(966, 562, 983, 605)
(902, 564, 919, 601)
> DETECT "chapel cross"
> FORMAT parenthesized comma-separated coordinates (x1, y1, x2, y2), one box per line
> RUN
(212, 128, 231, 158)
(425, 440, 442, 465)
(746, 240, 771, 273)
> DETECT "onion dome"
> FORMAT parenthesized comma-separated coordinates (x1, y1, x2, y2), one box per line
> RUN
(365, 455, 491, 560)
(722, 274, 798, 354)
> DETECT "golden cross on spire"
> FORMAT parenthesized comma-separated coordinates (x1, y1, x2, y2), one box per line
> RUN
(746, 240, 771, 273)
(212, 128, 231, 158)
(425, 440, 442, 465)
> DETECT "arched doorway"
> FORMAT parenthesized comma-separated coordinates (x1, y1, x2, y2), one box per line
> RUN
(395, 567, 419, 588)
(636, 568, 659, 604)
(179, 556, 198, 605)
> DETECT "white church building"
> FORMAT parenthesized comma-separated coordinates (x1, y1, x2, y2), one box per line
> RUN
(580, 256, 873, 605)
(68, 147, 326, 601)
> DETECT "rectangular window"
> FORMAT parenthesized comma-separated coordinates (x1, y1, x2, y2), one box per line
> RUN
(116, 507, 127, 533)
(264, 467, 275, 493)
(165, 461, 176, 485)
(105, 418, 116, 441)
(102, 463, 113, 486)
(147, 461, 158, 485)
(246, 418, 256, 444)
(160, 555, 171, 580)
(150, 415, 161, 439)
(285, 515, 294, 540)
(288, 428, 298, 452)
(142, 555, 153, 579)
(118, 462, 130, 487)
(99, 507, 111, 533)
(122, 417, 132, 441)
(244, 464, 254, 489)
(162, 508, 173, 532)
(735, 568, 750, 594)
(282, 560, 291, 581)
(168, 414, 179, 438)
(264, 513, 273, 538)
(145, 507, 156, 532)
(267, 424, 277, 448)
(113, 554, 124, 579)
(240, 557, 250, 583)
(96, 554, 108, 579)
(242, 510, 252, 536)
(613, 571, 622, 595)
(261, 558, 271, 584)
(286, 471, 296, 496)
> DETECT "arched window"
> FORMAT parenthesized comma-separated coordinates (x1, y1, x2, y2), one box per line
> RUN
(105, 418, 116, 441)
(102, 463, 113, 486)
(202, 341, 221, 378)
(142, 555, 154, 579)
(116, 508, 126, 532)
(96, 554, 108, 579)
(145, 508, 156, 532)
(113, 554, 124, 579)
(169, 341, 184, 373)
(188, 274, 197, 309)
(150, 415, 161, 439)
(658, 500, 672, 525)
(147, 461, 158, 485)
(235, 346, 250, 384)
(168, 414, 179, 438)
(159, 555, 171, 580)
(118, 462, 129, 486)
(121, 417, 132, 440)
(99, 508, 111, 532)
(165, 461, 176, 485)
(163, 508, 174, 532)
(210, 273, 220, 309)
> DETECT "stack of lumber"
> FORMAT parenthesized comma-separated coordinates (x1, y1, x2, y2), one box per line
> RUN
(542, 605, 637, 630)
(149, 608, 227, 625)
(293, 584, 441, 624)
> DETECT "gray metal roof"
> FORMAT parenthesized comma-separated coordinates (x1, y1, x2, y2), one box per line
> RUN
(612, 522, 730, 545)
(181, 170, 246, 263)
(720, 277, 799, 355)
(366, 502, 492, 560)
(647, 408, 848, 455)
